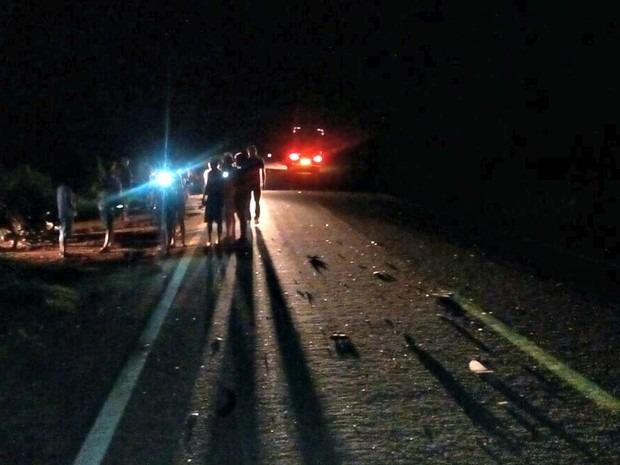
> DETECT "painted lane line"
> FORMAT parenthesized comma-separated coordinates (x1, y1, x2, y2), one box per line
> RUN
(454, 294, 620, 412)
(72, 242, 199, 465)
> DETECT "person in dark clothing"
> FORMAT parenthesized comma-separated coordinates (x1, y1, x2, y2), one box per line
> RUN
(233, 152, 252, 242)
(97, 167, 122, 252)
(202, 159, 225, 247)
(221, 153, 237, 240)
(245, 145, 265, 223)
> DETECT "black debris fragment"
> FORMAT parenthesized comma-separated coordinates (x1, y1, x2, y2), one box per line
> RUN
(210, 337, 222, 354)
(433, 292, 464, 316)
(307, 255, 328, 273)
(373, 271, 396, 282)
(184, 412, 199, 443)
(330, 333, 359, 357)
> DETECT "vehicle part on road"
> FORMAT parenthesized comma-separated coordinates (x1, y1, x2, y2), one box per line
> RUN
(307, 254, 328, 273)
(210, 337, 222, 354)
(469, 360, 494, 374)
(373, 271, 396, 282)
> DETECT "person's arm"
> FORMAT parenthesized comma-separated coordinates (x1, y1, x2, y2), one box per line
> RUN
(201, 173, 209, 205)
(261, 161, 266, 189)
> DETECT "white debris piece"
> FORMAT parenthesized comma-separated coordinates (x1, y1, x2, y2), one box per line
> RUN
(468, 360, 494, 374)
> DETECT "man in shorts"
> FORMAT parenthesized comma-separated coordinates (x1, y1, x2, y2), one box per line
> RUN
(56, 183, 76, 257)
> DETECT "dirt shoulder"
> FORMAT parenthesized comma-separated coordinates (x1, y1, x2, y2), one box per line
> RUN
(0, 212, 195, 465)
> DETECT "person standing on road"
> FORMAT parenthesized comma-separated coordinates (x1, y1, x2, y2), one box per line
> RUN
(56, 183, 76, 257)
(233, 151, 252, 243)
(97, 165, 121, 253)
(221, 153, 237, 241)
(245, 145, 266, 224)
(202, 158, 225, 247)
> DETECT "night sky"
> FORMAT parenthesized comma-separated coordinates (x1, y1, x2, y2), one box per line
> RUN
(3, 2, 619, 196)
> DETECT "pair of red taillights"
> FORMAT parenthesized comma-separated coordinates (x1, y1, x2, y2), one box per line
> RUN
(289, 153, 323, 164)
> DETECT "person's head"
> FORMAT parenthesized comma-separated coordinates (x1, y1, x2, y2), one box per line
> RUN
(235, 151, 248, 165)
(208, 158, 221, 171)
(222, 153, 234, 167)
(246, 145, 258, 158)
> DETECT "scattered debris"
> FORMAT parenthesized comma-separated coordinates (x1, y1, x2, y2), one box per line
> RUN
(384, 318, 394, 328)
(469, 359, 494, 374)
(433, 292, 464, 316)
(296, 290, 314, 305)
(330, 333, 359, 356)
(385, 261, 399, 271)
(210, 337, 222, 354)
(307, 255, 328, 273)
(184, 411, 200, 443)
(373, 271, 396, 282)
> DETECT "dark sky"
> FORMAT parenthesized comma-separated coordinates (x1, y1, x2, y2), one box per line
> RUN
(2, 2, 619, 184)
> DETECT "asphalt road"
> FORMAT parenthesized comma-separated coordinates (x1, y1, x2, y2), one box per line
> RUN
(88, 191, 618, 465)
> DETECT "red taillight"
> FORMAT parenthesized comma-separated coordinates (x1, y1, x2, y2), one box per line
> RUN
(289, 152, 300, 161)
(312, 155, 323, 163)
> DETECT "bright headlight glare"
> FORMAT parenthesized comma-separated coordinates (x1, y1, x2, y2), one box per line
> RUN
(154, 170, 174, 187)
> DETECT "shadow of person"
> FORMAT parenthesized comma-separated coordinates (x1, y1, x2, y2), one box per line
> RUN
(255, 228, 343, 465)
(404, 334, 519, 453)
(202, 244, 260, 465)
(482, 374, 596, 462)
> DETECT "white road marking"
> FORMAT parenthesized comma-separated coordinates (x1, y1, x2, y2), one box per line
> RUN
(72, 231, 202, 465)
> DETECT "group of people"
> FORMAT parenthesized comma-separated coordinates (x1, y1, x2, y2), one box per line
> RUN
(55, 146, 265, 257)
(201, 145, 265, 247)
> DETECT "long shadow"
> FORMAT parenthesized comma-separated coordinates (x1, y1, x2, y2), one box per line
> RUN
(95, 246, 229, 465)
(255, 228, 343, 465)
(482, 374, 596, 462)
(404, 334, 518, 452)
(438, 315, 493, 353)
(203, 244, 260, 465)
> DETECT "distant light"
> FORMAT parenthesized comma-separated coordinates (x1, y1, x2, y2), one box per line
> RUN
(154, 170, 174, 187)
(267, 153, 272, 158)
(300, 158, 311, 166)
(116, 204, 124, 209)
(222, 171, 229, 178)
(313, 155, 323, 163)
(289, 153, 300, 161)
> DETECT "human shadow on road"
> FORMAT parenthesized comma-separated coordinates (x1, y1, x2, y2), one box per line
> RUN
(255, 228, 343, 465)
(404, 334, 519, 453)
(481, 374, 596, 462)
(203, 241, 260, 465)
(100, 245, 230, 465)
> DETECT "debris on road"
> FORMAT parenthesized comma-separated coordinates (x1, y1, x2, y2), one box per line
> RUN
(307, 255, 328, 273)
(184, 412, 200, 443)
(469, 359, 494, 374)
(433, 292, 464, 316)
(330, 332, 359, 356)
(372, 271, 396, 282)
(210, 337, 222, 354)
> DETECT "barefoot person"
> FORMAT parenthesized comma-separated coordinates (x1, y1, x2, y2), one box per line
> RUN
(56, 182, 76, 257)
(201, 159, 224, 247)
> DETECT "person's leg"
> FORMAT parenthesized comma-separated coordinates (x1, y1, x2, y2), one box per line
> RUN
(253, 186, 261, 220)
(216, 221, 222, 244)
(59, 223, 66, 256)
(207, 220, 213, 246)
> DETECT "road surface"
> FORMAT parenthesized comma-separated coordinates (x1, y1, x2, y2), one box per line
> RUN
(79, 191, 618, 465)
